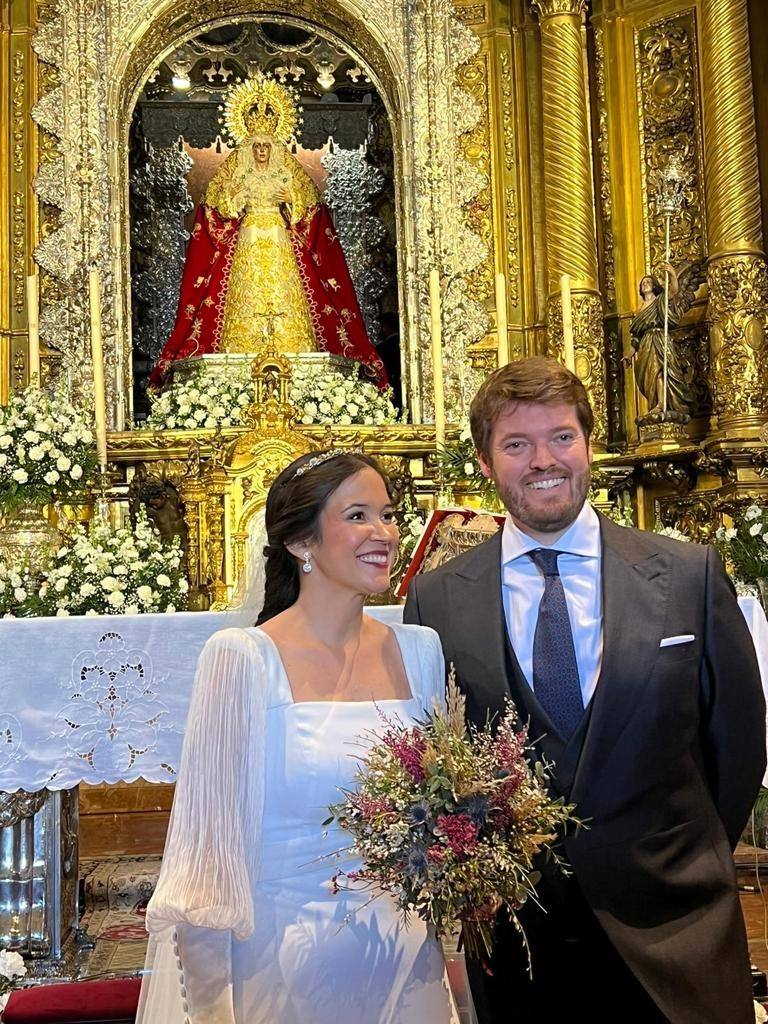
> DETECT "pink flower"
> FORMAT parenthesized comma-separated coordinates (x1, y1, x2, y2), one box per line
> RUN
(436, 813, 479, 857)
(383, 728, 427, 781)
(353, 794, 392, 819)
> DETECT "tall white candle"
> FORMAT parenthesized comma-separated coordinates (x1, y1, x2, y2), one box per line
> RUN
(26, 273, 40, 383)
(495, 272, 508, 367)
(88, 269, 108, 467)
(560, 273, 575, 373)
(429, 269, 445, 449)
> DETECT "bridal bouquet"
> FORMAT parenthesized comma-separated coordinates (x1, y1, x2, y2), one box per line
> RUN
(327, 671, 577, 964)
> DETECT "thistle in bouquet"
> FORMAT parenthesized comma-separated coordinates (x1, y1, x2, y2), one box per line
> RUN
(0, 949, 26, 1013)
(327, 670, 579, 967)
(0, 385, 97, 514)
(37, 508, 189, 617)
(715, 504, 768, 585)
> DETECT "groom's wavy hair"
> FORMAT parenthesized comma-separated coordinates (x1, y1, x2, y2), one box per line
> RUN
(256, 451, 391, 625)
(469, 356, 594, 459)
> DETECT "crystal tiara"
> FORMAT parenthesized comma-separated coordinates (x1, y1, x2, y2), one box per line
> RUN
(289, 448, 364, 481)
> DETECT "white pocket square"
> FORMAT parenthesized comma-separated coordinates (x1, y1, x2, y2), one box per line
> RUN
(659, 634, 695, 648)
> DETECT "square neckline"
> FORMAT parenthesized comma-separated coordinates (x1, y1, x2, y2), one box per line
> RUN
(251, 623, 417, 706)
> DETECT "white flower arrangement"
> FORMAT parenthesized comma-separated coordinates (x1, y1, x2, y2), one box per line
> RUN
(715, 504, 768, 585)
(146, 365, 252, 431)
(0, 385, 96, 513)
(146, 363, 401, 430)
(0, 509, 188, 618)
(288, 363, 400, 427)
(0, 948, 26, 1008)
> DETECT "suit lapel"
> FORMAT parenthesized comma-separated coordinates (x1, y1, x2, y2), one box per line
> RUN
(444, 533, 512, 728)
(570, 516, 671, 804)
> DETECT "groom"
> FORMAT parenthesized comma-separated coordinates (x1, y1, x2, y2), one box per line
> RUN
(404, 357, 765, 1023)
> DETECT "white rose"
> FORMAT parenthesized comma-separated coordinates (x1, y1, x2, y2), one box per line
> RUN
(0, 949, 26, 979)
(23, 430, 39, 443)
(28, 446, 45, 461)
(70, 465, 83, 481)
(100, 576, 119, 592)
(347, 403, 359, 417)
(61, 431, 77, 446)
(156, 573, 171, 588)
(124, 604, 139, 615)
(185, 417, 197, 429)
(56, 455, 71, 472)
(13, 587, 26, 602)
(0, 454, 7, 468)
(55, 607, 70, 617)
(136, 585, 153, 604)
(11, 468, 28, 484)
(85, 609, 99, 617)
(463, 461, 476, 476)
(44, 470, 60, 485)
(113, 564, 128, 576)
(0, 435, 12, 449)
(339, 414, 352, 425)
(9, 572, 21, 588)
(79, 582, 96, 597)
(165, 604, 176, 614)
(205, 417, 217, 428)
(107, 590, 125, 608)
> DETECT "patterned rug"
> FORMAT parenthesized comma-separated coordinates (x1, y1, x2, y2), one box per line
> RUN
(77, 857, 160, 978)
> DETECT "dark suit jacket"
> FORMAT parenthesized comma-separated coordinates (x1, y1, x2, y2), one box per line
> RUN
(404, 513, 766, 1024)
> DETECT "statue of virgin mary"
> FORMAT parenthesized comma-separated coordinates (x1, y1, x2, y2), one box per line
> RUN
(149, 73, 387, 388)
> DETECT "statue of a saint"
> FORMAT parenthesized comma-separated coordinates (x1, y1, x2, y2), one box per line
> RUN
(625, 261, 705, 417)
(149, 74, 386, 389)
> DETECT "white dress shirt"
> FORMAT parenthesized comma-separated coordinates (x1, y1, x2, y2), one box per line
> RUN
(501, 502, 604, 706)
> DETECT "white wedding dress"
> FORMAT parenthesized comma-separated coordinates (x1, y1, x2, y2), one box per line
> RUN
(136, 622, 459, 1024)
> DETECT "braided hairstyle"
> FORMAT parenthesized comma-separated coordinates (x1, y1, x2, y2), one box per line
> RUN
(256, 451, 390, 625)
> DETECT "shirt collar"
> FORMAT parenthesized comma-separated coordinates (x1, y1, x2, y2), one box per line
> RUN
(501, 502, 601, 565)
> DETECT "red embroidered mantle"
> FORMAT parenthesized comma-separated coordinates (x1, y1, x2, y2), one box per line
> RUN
(149, 204, 387, 389)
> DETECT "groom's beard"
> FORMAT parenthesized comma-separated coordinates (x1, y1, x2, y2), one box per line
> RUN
(495, 465, 591, 536)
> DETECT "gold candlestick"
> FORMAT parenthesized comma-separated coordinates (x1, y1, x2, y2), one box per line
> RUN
(560, 274, 575, 373)
(26, 273, 40, 384)
(88, 269, 108, 468)
(495, 272, 508, 367)
(429, 269, 446, 450)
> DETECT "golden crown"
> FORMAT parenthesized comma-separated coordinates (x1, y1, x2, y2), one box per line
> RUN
(220, 72, 302, 146)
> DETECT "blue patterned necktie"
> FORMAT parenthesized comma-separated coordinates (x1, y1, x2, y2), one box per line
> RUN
(529, 548, 584, 740)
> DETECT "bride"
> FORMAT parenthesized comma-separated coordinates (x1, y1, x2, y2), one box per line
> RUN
(136, 450, 459, 1023)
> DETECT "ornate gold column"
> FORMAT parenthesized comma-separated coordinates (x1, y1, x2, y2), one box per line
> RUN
(531, 0, 607, 447)
(701, 0, 768, 433)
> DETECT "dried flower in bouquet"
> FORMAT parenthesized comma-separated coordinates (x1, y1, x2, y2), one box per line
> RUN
(327, 669, 580, 968)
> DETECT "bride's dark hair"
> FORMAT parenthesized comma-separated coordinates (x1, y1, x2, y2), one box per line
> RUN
(256, 451, 391, 625)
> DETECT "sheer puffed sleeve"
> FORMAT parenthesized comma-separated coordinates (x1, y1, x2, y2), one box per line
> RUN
(136, 627, 268, 1024)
